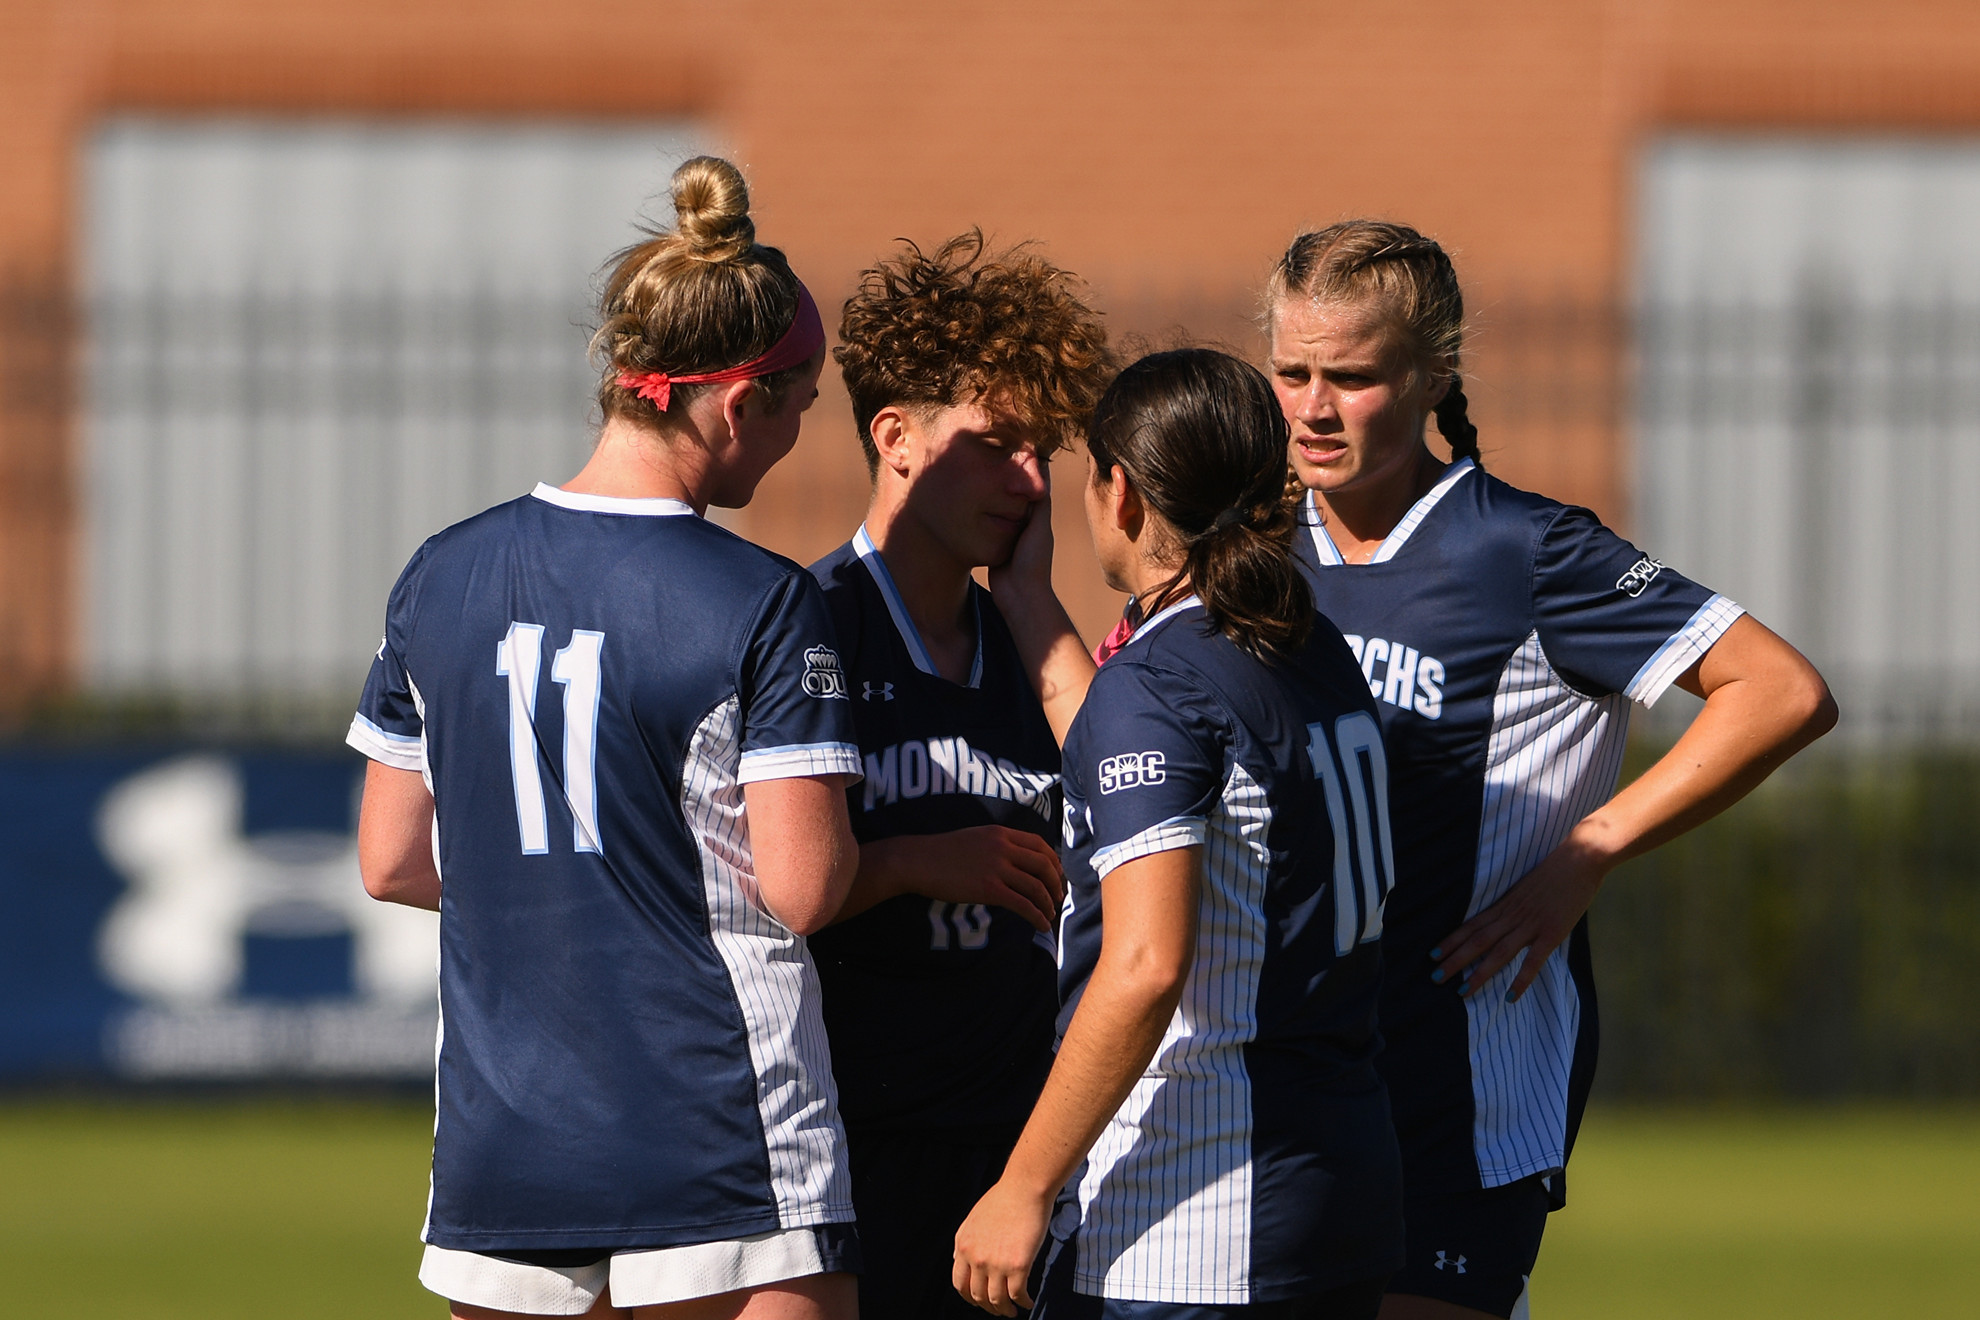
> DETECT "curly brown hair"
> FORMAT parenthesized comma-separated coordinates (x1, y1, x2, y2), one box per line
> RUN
(834, 231, 1115, 473)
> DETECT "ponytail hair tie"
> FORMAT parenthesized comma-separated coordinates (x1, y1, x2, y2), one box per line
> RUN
(1211, 505, 1247, 533)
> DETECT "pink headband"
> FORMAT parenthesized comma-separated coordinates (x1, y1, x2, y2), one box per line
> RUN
(616, 282, 824, 413)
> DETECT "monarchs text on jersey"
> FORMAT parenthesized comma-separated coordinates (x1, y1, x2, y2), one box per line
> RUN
(1293, 459, 1743, 1198)
(347, 484, 862, 1252)
(806, 530, 1061, 1133)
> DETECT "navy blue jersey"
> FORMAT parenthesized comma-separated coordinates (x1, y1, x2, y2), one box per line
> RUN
(347, 484, 863, 1253)
(1293, 459, 1744, 1196)
(1057, 597, 1404, 1305)
(806, 529, 1061, 1132)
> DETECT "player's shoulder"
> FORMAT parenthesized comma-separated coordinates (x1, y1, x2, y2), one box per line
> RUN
(1446, 467, 1577, 541)
(807, 540, 865, 598)
(1464, 468, 1620, 545)
(1092, 615, 1236, 716)
(805, 539, 874, 646)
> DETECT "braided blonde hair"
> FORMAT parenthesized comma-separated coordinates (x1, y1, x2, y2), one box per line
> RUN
(1267, 220, 1479, 466)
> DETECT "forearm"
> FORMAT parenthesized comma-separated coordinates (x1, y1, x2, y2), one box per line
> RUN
(746, 775, 861, 935)
(994, 583, 1096, 746)
(1573, 668, 1836, 871)
(999, 954, 1182, 1199)
(367, 860, 441, 911)
(832, 836, 920, 923)
(357, 762, 442, 911)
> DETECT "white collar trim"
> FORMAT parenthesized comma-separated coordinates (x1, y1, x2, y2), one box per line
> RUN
(530, 483, 698, 518)
(853, 524, 984, 688)
(1303, 458, 1474, 566)
(1125, 594, 1204, 648)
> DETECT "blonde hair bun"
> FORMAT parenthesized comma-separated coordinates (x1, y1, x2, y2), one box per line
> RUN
(591, 154, 802, 418)
(670, 156, 755, 263)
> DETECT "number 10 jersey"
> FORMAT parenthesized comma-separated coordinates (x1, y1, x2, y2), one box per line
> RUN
(347, 484, 862, 1253)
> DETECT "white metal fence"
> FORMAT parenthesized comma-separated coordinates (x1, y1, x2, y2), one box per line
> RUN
(82, 118, 703, 704)
(1636, 137, 1980, 743)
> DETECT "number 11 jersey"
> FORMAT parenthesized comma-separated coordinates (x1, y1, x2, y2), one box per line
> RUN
(347, 483, 863, 1253)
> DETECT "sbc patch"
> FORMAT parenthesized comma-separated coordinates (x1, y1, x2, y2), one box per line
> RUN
(801, 645, 849, 699)
(1097, 750, 1166, 795)
(1616, 556, 1665, 598)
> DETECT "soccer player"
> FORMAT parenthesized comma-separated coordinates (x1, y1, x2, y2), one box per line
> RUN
(809, 232, 1113, 1320)
(1265, 221, 1838, 1320)
(348, 157, 864, 1320)
(953, 349, 1406, 1320)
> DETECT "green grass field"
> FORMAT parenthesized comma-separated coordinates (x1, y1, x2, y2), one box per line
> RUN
(1, 1099, 1976, 1318)
(1537, 1108, 1980, 1317)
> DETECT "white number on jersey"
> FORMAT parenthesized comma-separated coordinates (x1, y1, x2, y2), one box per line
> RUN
(1306, 711, 1397, 954)
(927, 900, 993, 951)
(498, 621, 605, 857)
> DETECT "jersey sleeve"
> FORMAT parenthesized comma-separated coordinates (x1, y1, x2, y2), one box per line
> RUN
(346, 545, 428, 773)
(1075, 662, 1228, 881)
(1532, 506, 1746, 706)
(736, 569, 864, 785)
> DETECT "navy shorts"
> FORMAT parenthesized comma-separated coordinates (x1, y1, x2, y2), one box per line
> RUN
(848, 1123, 1025, 1320)
(1386, 1172, 1555, 1317)
(1030, 1207, 1386, 1320)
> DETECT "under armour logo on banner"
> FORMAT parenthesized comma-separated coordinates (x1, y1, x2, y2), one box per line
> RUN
(1434, 1251, 1467, 1274)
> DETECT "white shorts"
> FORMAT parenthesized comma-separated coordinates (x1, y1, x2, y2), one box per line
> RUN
(418, 1224, 856, 1316)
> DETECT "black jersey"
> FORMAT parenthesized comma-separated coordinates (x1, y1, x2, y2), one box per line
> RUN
(1293, 460, 1742, 1196)
(807, 528, 1062, 1133)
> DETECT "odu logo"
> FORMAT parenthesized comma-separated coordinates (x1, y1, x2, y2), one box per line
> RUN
(801, 645, 849, 699)
(1617, 556, 1665, 598)
(1097, 751, 1166, 795)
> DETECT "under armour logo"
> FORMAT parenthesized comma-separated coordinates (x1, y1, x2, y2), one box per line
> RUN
(1434, 1251, 1467, 1274)
(862, 681, 895, 702)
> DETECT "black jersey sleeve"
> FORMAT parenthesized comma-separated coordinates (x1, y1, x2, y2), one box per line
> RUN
(1531, 507, 1745, 706)
(735, 570, 864, 784)
(348, 542, 429, 771)
(1075, 661, 1229, 880)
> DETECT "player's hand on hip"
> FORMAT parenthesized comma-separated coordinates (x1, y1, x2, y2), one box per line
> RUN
(1430, 830, 1610, 1003)
(953, 1177, 1049, 1316)
(910, 825, 1066, 932)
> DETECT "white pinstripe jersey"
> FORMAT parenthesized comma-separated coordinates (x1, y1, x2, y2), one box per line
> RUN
(349, 485, 862, 1252)
(1294, 460, 1743, 1195)
(1056, 598, 1405, 1305)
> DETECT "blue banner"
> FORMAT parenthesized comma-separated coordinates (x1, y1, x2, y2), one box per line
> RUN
(0, 746, 436, 1081)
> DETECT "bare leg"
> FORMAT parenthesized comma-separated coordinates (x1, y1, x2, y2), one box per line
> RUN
(1379, 1293, 1502, 1320)
(632, 1273, 858, 1320)
(452, 1290, 629, 1320)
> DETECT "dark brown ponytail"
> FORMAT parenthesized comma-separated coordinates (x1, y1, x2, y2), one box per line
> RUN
(1088, 349, 1313, 658)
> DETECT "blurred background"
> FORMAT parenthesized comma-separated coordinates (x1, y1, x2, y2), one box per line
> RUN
(1, 2, 1977, 1316)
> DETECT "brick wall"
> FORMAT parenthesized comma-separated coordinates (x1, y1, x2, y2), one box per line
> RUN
(5, 0, 1980, 697)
